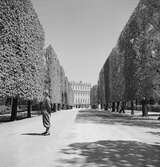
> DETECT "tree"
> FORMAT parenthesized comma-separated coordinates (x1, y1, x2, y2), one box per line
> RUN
(90, 85, 98, 108)
(97, 68, 106, 109)
(0, 0, 45, 120)
(97, 0, 160, 116)
(45, 45, 62, 109)
(60, 66, 66, 109)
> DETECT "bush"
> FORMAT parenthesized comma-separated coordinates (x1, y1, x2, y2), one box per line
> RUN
(150, 105, 160, 112)
(0, 105, 10, 114)
(91, 104, 98, 109)
(32, 103, 41, 111)
(149, 97, 156, 105)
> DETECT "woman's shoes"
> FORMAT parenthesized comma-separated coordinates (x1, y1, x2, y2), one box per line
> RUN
(44, 132, 50, 136)
(41, 131, 50, 136)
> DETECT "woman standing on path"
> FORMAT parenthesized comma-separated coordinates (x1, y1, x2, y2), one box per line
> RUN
(41, 90, 51, 136)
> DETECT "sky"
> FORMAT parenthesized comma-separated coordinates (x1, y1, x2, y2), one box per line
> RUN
(32, 0, 139, 85)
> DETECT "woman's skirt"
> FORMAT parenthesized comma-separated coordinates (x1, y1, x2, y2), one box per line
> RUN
(42, 110, 51, 128)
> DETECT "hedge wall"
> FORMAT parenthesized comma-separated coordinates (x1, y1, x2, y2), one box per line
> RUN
(90, 85, 98, 106)
(60, 66, 66, 105)
(98, 0, 160, 104)
(0, 0, 45, 100)
(45, 45, 61, 104)
(45, 45, 74, 106)
(97, 68, 106, 106)
(118, 0, 160, 100)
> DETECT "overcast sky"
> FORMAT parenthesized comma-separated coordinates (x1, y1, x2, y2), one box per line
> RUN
(32, 0, 139, 85)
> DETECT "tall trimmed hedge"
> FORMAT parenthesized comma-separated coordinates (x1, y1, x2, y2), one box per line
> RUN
(64, 77, 69, 106)
(119, 0, 160, 100)
(45, 45, 61, 104)
(60, 66, 66, 105)
(97, 0, 160, 107)
(103, 56, 112, 103)
(90, 85, 98, 107)
(0, 0, 45, 100)
(97, 68, 106, 106)
(45, 45, 74, 107)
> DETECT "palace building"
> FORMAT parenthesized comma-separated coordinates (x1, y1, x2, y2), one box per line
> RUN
(70, 81, 91, 108)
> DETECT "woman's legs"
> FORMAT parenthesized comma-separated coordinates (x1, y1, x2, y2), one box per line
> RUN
(42, 110, 51, 135)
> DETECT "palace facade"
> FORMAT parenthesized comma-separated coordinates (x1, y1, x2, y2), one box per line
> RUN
(70, 81, 91, 108)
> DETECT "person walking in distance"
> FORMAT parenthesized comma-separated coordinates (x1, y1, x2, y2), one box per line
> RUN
(119, 101, 125, 113)
(41, 90, 51, 136)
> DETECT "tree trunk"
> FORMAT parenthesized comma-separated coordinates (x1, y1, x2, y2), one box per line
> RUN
(116, 102, 120, 112)
(141, 98, 148, 117)
(105, 104, 108, 111)
(62, 104, 64, 110)
(131, 100, 134, 115)
(112, 102, 115, 112)
(142, 104, 148, 116)
(101, 104, 105, 110)
(11, 97, 18, 121)
(135, 99, 138, 110)
(53, 103, 57, 112)
(27, 100, 32, 118)
(57, 104, 60, 111)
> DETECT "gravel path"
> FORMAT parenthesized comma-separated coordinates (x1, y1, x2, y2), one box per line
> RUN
(0, 109, 160, 167)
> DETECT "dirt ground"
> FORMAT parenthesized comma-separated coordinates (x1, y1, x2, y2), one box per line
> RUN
(0, 109, 160, 167)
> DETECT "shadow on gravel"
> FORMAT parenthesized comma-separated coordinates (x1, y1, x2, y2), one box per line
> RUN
(0, 111, 40, 123)
(147, 132, 160, 137)
(21, 133, 43, 136)
(56, 140, 160, 167)
(0, 115, 11, 122)
(76, 110, 160, 129)
(0, 113, 33, 123)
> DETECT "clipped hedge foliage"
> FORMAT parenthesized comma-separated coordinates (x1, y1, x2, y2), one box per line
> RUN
(98, 0, 160, 104)
(0, 0, 45, 100)
(45, 45, 61, 104)
(44, 45, 74, 106)
(119, 0, 160, 100)
(90, 85, 98, 106)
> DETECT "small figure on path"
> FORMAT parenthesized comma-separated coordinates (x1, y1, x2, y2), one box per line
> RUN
(119, 101, 125, 113)
(41, 90, 51, 136)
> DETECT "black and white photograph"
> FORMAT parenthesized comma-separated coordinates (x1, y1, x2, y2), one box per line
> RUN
(0, 0, 160, 166)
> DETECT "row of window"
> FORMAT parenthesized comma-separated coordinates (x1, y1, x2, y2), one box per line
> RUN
(74, 99, 90, 104)
(71, 85, 91, 91)
(74, 90, 90, 93)
(74, 93, 90, 97)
